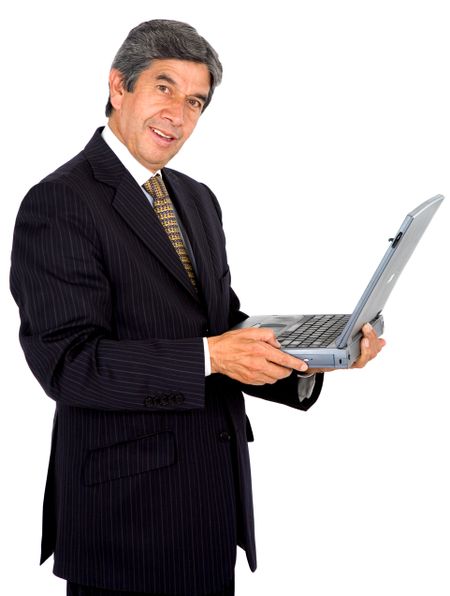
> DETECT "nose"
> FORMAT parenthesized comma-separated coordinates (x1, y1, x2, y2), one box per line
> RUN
(161, 96, 185, 127)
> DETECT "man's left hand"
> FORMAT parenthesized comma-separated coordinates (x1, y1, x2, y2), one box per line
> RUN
(351, 322, 386, 369)
(308, 322, 386, 374)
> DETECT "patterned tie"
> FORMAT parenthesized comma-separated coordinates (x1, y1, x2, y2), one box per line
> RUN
(143, 175, 197, 290)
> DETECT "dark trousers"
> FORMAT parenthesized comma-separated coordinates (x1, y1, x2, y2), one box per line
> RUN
(67, 577, 235, 596)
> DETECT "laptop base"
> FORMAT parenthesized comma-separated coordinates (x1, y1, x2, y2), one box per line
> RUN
(232, 314, 384, 369)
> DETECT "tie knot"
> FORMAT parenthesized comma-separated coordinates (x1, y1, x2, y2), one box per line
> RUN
(143, 175, 167, 200)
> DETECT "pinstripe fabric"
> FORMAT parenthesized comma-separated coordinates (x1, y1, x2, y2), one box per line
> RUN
(10, 128, 323, 595)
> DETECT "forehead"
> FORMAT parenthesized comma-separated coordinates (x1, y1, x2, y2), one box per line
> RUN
(137, 59, 211, 91)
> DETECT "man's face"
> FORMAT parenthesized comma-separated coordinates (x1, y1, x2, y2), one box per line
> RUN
(108, 59, 211, 172)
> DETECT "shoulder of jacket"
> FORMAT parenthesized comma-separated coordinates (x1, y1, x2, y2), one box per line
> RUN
(39, 150, 90, 187)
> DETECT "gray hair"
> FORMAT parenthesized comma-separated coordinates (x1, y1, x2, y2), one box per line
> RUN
(105, 19, 223, 116)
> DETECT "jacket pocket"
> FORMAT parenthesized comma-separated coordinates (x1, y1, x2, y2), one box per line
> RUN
(83, 431, 176, 486)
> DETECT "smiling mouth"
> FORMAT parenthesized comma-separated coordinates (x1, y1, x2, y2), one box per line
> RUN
(150, 127, 176, 141)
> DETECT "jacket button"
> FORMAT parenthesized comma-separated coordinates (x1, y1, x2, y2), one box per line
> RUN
(173, 392, 185, 405)
(219, 431, 231, 442)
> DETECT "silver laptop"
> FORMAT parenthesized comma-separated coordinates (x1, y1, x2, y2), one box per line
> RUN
(232, 195, 444, 368)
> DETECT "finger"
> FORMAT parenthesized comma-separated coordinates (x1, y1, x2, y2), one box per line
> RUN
(362, 323, 385, 348)
(241, 339, 309, 373)
(362, 323, 385, 357)
(362, 336, 374, 359)
(353, 337, 379, 368)
(261, 362, 294, 383)
(362, 322, 377, 340)
(351, 336, 370, 369)
(236, 358, 294, 385)
(228, 328, 308, 371)
(265, 335, 282, 348)
(263, 344, 309, 373)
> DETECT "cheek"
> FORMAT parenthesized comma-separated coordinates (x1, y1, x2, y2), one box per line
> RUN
(122, 95, 148, 123)
(183, 115, 201, 138)
(126, 105, 149, 137)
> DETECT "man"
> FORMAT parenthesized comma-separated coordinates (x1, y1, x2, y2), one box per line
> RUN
(10, 19, 384, 596)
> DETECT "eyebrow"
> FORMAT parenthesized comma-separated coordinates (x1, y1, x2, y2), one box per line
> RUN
(155, 73, 208, 105)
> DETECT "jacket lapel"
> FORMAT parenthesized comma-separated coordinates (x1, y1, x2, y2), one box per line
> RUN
(84, 129, 199, 301)
(163, 169, 221, 330)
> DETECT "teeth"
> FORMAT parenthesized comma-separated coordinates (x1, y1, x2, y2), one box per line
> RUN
(153, 128, 172, 139)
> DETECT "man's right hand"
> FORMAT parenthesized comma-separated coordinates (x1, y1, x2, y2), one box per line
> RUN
(207, 328, 309, 385)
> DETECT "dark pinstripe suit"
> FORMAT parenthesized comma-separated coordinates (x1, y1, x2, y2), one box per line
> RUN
(10, 128, 323, 595)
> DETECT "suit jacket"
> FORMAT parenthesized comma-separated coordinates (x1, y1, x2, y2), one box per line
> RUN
(10, 128, 323, 595)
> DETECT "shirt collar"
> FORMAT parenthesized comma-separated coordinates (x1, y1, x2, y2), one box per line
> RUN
(102, 123, 160, 186)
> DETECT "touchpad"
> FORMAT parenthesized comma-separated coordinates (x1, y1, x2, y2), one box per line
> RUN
(259, 323, 285, 334)
(258, 315, 297, 335)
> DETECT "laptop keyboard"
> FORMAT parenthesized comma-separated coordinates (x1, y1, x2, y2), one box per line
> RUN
(277, 314, 350, 348)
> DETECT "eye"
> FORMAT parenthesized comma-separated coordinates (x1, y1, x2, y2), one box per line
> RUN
(157, 84, 170, 94)
(187, 97, 203, 111)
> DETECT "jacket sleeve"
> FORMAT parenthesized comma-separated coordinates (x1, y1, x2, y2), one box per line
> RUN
(10, 182, 206, 412)
(239, 371, 324, 411)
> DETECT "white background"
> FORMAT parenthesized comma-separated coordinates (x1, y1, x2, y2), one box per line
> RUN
(1, 1, 449, 595)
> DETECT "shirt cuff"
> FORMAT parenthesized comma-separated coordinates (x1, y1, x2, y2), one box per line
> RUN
(203, 337, 211, 376)
(296, 373, 317, 402)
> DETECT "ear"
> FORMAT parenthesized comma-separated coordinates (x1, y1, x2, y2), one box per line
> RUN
(109, 68, 126, 111)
